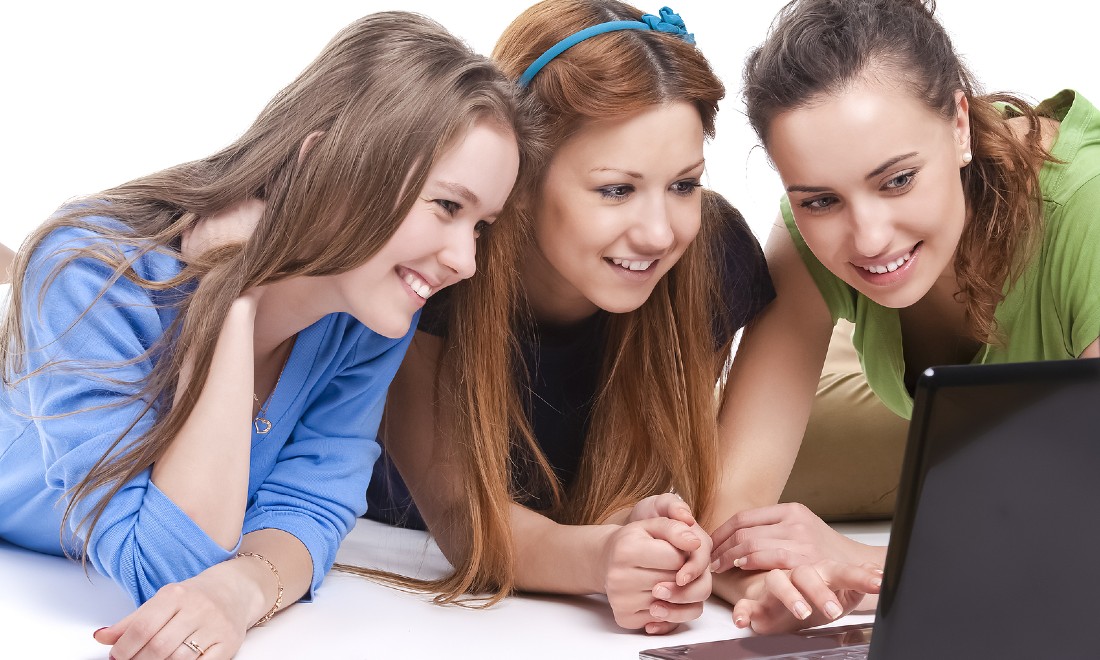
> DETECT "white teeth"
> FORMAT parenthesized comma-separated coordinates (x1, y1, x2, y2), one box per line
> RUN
(861, 251, 911, 275)
(402, 272, 433, 300)
(610, 258, 654, 271)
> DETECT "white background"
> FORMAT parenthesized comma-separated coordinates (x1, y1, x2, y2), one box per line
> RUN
(1, 1, 1094, 250)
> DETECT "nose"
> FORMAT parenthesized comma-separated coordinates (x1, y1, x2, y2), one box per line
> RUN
(628, 196, 676, 254)
(438, 225, 477, 281)
(848, 199, 894, 258)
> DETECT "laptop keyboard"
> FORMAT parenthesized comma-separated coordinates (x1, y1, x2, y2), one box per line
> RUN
(762, 645, 869, 659)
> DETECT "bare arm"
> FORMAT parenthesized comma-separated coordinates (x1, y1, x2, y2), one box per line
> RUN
(707, 218, 835, 532)
(383, 331, 710, 633)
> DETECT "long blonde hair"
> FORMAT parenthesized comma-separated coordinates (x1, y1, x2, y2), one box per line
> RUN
(371, 0, 734, 605)
(1, 11, 529, 560)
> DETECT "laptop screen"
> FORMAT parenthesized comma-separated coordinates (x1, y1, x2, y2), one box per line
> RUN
(870, 358, 1100, 659)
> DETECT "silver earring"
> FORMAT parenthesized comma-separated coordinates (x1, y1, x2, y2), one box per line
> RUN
(962, 151, 973, 164)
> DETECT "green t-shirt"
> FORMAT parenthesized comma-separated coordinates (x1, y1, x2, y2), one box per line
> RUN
(783, 89, 1100, 419)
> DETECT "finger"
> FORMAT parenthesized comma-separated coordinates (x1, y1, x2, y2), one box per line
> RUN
(763, 569, 814, 622)
(675, 526, 713, 586)
(131, 614, 201, 660)
(107, 598, 179, 660)
(649, 599, 704, 624)
(644, 620, 681, 635)
(656, 494, 697, 527)
(652, 573, 711, 605)
(731, 598, 763, 629)
(788, 564, 846, 622)
(94, 610, 138, 646)
(711, 503, 804, 550)
(640, 517, 701, 555)
(727, 546, 811, 572)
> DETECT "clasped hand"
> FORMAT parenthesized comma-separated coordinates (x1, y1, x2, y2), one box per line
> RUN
(600, 493, 713, 635)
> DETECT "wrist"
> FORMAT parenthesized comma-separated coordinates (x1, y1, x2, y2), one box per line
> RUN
(234, 551, 284, 627)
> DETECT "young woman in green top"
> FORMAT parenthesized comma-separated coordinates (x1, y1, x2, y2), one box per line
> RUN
(705, 0, 1100, 633)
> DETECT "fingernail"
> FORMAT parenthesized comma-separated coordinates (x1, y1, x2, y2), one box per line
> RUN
(793, 600, 811, 620)
(93, 627, 107, 638)
(677, 572, 693, 587)
(654, 585, 672, 600)
(734, 615, 748, 628)
(825, 601, 843, 619)
(733, 557, 746, 568)
(651, 603, 669, 619)
(872, 567, 884, 575)
(709, 559, 720, 573)
(871, 577, 882, 588)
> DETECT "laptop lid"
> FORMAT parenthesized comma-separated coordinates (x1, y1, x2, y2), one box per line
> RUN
(640, 357, 1100, 660)
(869, 357, 1100, 659)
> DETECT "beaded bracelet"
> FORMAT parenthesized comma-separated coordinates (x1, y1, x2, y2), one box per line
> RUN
(237, 551, 284, 627)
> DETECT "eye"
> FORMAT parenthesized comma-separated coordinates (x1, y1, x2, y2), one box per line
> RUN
(424, 197, 461, 216)
(670, 179, 702, 196)
(597, 184, 633, 201)
(798, 195, 839, 214)
(883, 169, 917, 192)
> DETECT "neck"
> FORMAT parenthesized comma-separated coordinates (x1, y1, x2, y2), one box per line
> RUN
(252, 277, 330, 356)
(520, 244, 600, 326)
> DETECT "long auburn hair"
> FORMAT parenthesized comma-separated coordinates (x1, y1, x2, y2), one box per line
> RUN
(0, 12, 531, 562)
(372, 0, 733, 605)
(743, 0, 1052, 342)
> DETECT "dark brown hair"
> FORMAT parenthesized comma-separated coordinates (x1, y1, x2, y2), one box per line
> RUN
(743, 0, 1051, 341)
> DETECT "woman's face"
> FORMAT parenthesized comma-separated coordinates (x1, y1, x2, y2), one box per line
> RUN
(767, 79, 972, 309)
(336, 119, 520, 338)
(526, 101, 705, 323)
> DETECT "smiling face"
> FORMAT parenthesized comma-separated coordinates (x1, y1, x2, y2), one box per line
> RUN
(767, 78, 973, 309)
(334, 119, 520, 337)
(524, 101, 706, 323)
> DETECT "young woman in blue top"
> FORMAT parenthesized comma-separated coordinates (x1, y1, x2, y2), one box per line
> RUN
(0, 12, 528, 660)
(704, 0, 1100, 634)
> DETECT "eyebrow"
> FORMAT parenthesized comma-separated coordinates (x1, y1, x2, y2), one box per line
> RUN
(785, 152, 920, 194)
(590, 158, 706, 179)
(437, 180, 479, 206)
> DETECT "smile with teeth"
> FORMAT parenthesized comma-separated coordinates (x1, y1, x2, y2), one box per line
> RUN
(859, 249, 913, 275)
(609, 257, 655, 271)
(402, 271, 434, 299)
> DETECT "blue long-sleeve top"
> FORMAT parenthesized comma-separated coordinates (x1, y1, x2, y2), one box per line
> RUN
(0, 221, 413, 605)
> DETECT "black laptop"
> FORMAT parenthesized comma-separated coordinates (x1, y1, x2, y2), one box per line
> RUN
(641, 357, 1100, 660)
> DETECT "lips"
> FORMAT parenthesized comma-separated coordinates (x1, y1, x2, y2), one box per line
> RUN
(851, 242, 922, 286)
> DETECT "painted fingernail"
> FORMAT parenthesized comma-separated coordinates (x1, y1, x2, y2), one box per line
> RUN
(651, 603, 670, 619)
(825, 601, 843, 619)
(709, 559, 720, 572)
(793, 600, 811, 620)
(732, 557, 746, 568)
(93, 627, 107, 638)
(654, 585, 672, 600)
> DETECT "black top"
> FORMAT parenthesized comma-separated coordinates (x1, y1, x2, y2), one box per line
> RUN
(366, 197, 775, 530)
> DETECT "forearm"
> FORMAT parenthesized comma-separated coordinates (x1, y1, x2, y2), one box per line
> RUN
(510, 504, 615, 595)
(152, 296, 258, 548)
(234, 528, 313, 625)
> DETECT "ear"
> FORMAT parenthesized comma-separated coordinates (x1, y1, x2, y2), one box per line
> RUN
(297, 130, 326, 165)
(952, 91, 972, 166)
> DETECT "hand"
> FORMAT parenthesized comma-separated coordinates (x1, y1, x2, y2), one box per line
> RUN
(628, 493, 713, 590)
(181, 198, 265, 261)
(93, 563, 258, 660)
(731, 560, 882, 634)
(602, 505, 713, 635)
(710, 502, 875, 573)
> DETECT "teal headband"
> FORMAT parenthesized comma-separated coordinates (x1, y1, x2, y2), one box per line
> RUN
(517, 6, 695, 87)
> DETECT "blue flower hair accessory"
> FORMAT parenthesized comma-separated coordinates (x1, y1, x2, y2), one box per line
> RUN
(518, 6, 696, 87)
